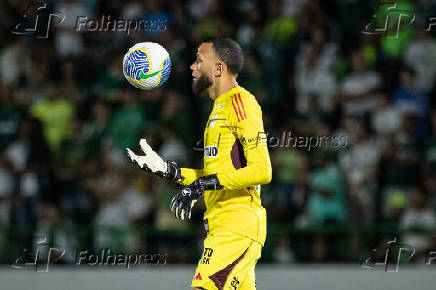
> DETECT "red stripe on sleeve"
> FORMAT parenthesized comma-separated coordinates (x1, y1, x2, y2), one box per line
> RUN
(237, 93, 247, 119)
(234, 94, 245, 120)
(231, 97, 240, 122)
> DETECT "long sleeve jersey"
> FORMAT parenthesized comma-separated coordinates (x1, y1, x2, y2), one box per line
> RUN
(179, 85, 272, 245)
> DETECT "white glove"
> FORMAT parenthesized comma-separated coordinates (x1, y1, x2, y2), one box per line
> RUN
(126, 139, 167, 173)
(126, 139, 184, 183)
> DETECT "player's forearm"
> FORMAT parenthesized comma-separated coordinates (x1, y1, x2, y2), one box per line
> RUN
(180, 168, 204, 185)
(217, 153, 272, 190)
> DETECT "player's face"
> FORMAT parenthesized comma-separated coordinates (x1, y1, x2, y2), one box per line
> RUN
(190, 43, 214, 95)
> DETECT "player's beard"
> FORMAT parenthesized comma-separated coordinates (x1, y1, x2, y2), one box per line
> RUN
(192, 74, 212, 95)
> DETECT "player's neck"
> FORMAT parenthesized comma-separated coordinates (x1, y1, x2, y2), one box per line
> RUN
(208, 77, 238, 100)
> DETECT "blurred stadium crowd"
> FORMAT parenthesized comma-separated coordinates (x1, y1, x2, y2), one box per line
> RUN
(0, 0, 436, 264)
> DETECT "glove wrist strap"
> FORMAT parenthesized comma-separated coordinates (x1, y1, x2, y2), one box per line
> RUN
(197, 174, 223, 191)
(164, 161, 185, 183)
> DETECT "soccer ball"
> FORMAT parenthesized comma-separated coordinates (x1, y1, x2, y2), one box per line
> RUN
(122, 42, 171, 90)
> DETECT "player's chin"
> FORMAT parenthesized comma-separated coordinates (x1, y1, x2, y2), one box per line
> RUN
(192, 85, 206, 96)
(192, 76, 211, 95)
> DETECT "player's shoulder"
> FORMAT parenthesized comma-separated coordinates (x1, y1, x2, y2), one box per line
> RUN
(227, 86, 261, 122)
(230, 86, 261, 110)
(236, 86, 259, 106)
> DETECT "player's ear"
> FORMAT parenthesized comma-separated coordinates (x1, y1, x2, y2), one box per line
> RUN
(214, 62, 223, 77)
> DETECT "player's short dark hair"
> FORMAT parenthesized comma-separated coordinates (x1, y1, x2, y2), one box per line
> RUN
(207, 38, 244, 75)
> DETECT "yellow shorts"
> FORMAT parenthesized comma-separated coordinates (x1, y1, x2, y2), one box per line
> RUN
(190, 231, 262, 290)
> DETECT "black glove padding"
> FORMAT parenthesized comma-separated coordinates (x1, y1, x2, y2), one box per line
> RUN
(156, 160, 184, 183)
(170, 174, 223, 220)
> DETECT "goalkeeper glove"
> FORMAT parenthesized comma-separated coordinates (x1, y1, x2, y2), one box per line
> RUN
(170, 174, 223, 220)
(126, 139, 184, 183)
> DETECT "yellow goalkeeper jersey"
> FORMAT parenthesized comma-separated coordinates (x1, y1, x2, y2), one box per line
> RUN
(180, 85, 272, 246)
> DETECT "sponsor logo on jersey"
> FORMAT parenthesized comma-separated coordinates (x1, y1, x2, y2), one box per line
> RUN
(194, 272, 202, 280)
(200, 248, 214, 264)
(231, 276, 240, 289)
(242, 132, 267, 146)
(204, 145, 218, 158)
(247, 136, 262, 143)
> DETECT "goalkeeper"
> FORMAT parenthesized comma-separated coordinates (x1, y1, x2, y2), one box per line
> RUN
(127, 38, 272, 290)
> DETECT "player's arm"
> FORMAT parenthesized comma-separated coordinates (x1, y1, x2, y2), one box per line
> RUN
(217, 142, 271, 189)
(172, 141, 272, 220)
(170, 147, 271, 220)
(179, 168, 204, 185)
(217, 96, 272, 189)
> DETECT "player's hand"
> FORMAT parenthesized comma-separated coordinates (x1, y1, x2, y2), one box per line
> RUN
(170, 183, 203, 220)
(170, 174, 223, 220)
(126, 139, 184, 183)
